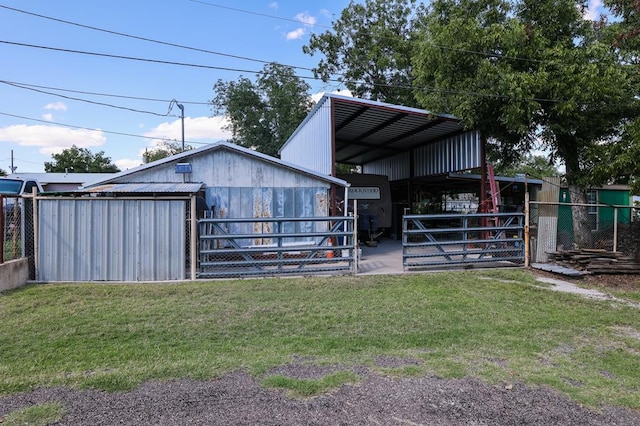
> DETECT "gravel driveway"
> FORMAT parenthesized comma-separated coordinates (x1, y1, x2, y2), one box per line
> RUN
(2, 366, 639, 425)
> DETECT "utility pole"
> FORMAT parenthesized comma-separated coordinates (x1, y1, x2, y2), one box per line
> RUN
(9, 150, 17, 173)
(177, 103, 185, 153)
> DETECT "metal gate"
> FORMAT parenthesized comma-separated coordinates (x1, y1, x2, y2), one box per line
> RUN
(198, 216, 355, 278)
(402, 212, 525, 270)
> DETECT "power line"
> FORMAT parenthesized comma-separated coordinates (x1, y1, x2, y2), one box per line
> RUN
(0, 80, 178, 117)
(0, 79, 210, 105)
(0, 40, 271, 74)
(187, 0, 334, 29)
(0, 1, 560, 71)
(0, 4, 314, 72)
(0, 111, 211, 146)
(0, 39, 567, 104)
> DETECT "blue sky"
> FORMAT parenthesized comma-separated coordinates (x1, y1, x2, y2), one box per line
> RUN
(0, 0, 606, 174)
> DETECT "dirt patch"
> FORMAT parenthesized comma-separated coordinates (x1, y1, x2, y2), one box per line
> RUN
(1, 370, 638, 425)
(532, 269, 640, 292)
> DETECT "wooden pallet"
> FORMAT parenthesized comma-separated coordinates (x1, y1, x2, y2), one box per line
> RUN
(546, 249, 640, 274)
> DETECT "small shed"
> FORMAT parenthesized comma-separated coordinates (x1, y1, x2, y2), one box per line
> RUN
(84, 141, 348, 219)
(36, 143, 349, 282)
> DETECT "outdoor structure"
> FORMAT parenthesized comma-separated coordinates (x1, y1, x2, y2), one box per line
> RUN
(280, 94, 487, 232)
(35, 142, 351, 281)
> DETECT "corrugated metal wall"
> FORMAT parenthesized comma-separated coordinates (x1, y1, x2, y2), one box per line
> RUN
(362, 152, 411, 181)
(38, 198, 186, 281)
(279, 98, 333, 175)
(413, 131, 481, 176)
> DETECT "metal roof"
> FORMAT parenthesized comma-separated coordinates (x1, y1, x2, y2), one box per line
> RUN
(8, 172, 115, 185)
(282, 94, 466, 165)
(83, 141, 349, 188)
(79, 182, 204, 194)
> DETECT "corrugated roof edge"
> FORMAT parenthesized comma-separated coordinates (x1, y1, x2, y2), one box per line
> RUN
(278, 93, 461, 156)
(81, 141, 349, 189)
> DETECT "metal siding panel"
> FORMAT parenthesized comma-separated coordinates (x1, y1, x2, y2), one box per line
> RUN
(38, 199, 185, 281)
(362, 152, 410, 181)
(413, 131, 481, 177)
(280, 101, 332, 175)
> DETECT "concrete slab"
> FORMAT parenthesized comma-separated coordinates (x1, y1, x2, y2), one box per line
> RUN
(357, 239, 404, 275)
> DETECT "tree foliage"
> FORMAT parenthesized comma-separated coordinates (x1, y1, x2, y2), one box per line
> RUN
(143, 140, 194, 164)
(412, 0, 639, 245)
(0, 168, 7, 177)
(492, 154, 560, 179)
(211, 62, 313, 157)
(44, 145, 120, 173)
(303, 0, 426, 106)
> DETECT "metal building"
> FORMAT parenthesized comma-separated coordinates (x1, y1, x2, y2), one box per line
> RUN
(279, 94, 485, 226)
(36, 142, 350, 282)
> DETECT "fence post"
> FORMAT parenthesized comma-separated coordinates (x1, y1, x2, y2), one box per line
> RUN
(353, 199, 358, 274)
(190, 195, 197, 280)
(0, 195, 4, 264)
(613, 208, 618, 253)
(524, 192, 530, 267)
(32, 187, 39, 281)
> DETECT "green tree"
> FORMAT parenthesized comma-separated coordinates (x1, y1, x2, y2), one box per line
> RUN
(211, 62, 313, 157)
(303, 0, 426, 106)
(44, 145, 120, 173)
(492, 154, 560, 179)
(143, 140, 193, 163)
(413, 0, 639, 246)
(0, 168, 7, 177)
(592, 0, 640, 194)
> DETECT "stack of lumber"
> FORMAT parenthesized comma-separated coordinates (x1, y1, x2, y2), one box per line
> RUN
(547, 249, 640, 274)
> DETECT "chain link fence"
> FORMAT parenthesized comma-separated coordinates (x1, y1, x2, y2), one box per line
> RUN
(1, 195, 36, 276)
(529, 201, 640, 264)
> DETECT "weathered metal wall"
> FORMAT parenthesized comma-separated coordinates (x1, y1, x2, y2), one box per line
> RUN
(38, 198, 186, 281)
(204, 187, 329, 246)
(279, 98, 333, 175)
(112, 149, 331, 189)
(413, 131, 481, 176)
(362, 152, 411, 181)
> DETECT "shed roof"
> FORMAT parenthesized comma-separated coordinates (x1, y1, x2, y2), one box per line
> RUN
(83, 141, 349, 188)
(280, 94, 466, 165)
(79, 182, 204, 194)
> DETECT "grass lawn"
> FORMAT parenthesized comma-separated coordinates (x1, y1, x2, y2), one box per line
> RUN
(0, 269, 639, 409)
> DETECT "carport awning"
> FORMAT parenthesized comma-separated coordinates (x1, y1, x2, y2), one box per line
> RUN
(330, 96, 465, 165)
(80, 182, 204, 194)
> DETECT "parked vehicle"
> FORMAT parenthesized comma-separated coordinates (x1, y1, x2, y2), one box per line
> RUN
(0, 177, 43, 195)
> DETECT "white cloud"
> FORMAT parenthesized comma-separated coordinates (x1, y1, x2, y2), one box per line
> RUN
(311, 89, 353, 103)
(0, 124, 106, 154)
(320, 9, 332, 19)
(584, 0, 603, 20)
(143, 115, 232, 142)
(286, 28, 306, 40)
(295, 12, 316, 26)
(44, 102, 67, 111)
(42, 113, 54, 122)
(269, 2, 278, 10)
(114, 158, 143, 171)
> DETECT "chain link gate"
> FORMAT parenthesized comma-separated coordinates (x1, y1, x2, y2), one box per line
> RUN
(198, 215, 356, 278)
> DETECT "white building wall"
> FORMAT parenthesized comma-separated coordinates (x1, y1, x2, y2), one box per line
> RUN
(279, 98, 333, 175)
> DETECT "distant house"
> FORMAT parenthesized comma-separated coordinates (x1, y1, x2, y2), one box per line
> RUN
(559, 185, 634, 234)
(7, 172, 115, 192)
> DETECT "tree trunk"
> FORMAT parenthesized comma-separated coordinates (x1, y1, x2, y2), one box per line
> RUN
(567, 185, 592, 249)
